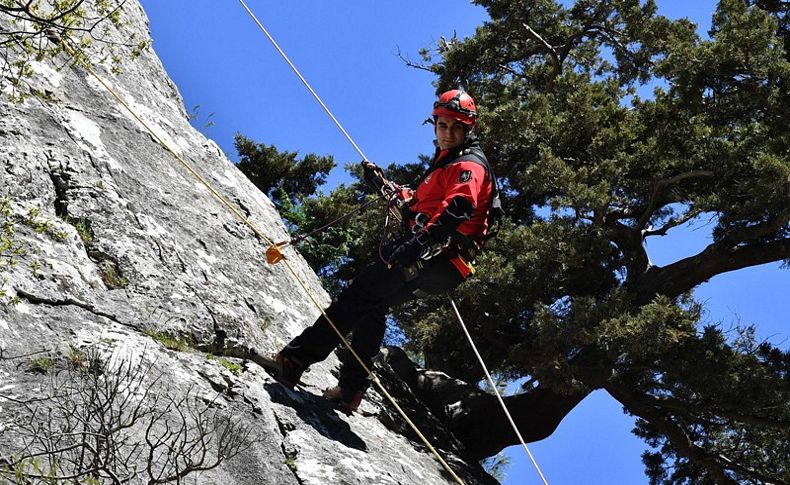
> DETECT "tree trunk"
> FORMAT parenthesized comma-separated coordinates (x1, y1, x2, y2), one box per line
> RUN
(379, 347, 592, 459)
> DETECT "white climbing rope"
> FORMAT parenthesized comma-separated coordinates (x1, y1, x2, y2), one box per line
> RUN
(236, 0, 369, 162)
(450, 298, 549, 485)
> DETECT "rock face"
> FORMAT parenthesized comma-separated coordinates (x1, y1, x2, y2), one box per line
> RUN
(0, 3, 496, 485)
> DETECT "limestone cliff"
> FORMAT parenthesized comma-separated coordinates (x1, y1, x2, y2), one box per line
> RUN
(0, 2, 496, 484)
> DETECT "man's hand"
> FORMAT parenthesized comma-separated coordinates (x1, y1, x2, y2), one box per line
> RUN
(361, 160, 386, 192)
(389, 236, 426, 267)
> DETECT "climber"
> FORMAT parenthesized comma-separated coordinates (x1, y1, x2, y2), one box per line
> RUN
(258, 89, 497, 414)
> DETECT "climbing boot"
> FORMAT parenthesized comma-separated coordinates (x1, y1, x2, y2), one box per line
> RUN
(250, 349, 305, 390)
(323, 385, 365, 415)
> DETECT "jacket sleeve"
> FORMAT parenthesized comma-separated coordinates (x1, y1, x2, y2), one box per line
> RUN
(420, 161, 487, 241)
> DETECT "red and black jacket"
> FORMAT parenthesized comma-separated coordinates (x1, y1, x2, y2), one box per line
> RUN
(405, 138, 495, 276)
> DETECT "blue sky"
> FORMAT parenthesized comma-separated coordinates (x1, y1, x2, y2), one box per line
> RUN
(137, 1, 788, 484)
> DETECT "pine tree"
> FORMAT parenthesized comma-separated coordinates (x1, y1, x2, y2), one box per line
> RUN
(413, 0, 788, 482)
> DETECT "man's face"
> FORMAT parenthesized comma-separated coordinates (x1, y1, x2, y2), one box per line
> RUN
(435, 116, 467, 150)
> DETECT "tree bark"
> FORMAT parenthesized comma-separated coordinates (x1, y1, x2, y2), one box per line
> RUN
(380, 347, 592, 460)
(442, 383, 589, 460)
(634, 238, 790, 305)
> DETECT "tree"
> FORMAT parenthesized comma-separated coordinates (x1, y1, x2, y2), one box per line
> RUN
(400, 0, 788, 482)
(0, 0, 149, 102)
(234, 134, 335, 208)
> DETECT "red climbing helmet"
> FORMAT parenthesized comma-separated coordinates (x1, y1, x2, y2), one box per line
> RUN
(432, 89, 477, 127)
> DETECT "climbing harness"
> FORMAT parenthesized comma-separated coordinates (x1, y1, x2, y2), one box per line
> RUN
(236, 3, 547, 483)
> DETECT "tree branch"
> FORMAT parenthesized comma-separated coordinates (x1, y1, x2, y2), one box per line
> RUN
(643, 207, 705, 238)
(722, 207, 790, 246)
(497, 62, 530, 80)
(637, 392, 790, 429)
(379, 347, 594, 459)
(634, 238, 790, 304)
(606, 382, 742, 485)
(522, 23, 562, 75)
(637, 171, 715, 231)
(396, 46, 436, 73)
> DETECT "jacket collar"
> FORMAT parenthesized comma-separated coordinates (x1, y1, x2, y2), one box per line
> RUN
(432, 135, 481, 164)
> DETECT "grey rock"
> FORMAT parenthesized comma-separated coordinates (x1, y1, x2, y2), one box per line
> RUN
(0, 3, 497, 485)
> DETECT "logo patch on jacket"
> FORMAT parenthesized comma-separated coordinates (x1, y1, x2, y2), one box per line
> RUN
(459, 170, 472, 183)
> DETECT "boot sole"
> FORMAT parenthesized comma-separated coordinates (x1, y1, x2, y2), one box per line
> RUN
(248, 349, 300, 389)
(325, 397, 356, 416)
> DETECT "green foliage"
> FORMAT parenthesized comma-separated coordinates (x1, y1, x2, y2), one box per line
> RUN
(217, 357, 242, 376)
(55, 214, 126, 288)
(284, 451, 298, 472)
(99, 259, 126, 289)
(60, 214, 93, 246)
(0, 456, 61, 484)
(234, 136, 362, 292)
(406, 0, 790, 480)
(1, 197, 68, 305)
(71, 217, 92, 245)
(279, 183, 373, 295)
(65, 343, 87, 370)
(234, 133, 335, 207)
(143, 328, 193, 352)
(259, 317, 273, 333)
(634, 325, 790, 484)
(29, 354, 54, 373)
(0, 199, 29, 299)
(0, 0, 150, 102)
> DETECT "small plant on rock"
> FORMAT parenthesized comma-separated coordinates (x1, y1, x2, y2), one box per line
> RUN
(29, 355, 54, 374)
(143, 328, 193, 352)
(217, 357, 242, 376)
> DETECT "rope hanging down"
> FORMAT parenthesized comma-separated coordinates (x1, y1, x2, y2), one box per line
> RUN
(450, 299, 549, 485)
(236, 0, 368, 162)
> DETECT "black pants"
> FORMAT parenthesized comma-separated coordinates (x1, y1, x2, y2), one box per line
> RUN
(282, 255, 465, 392)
